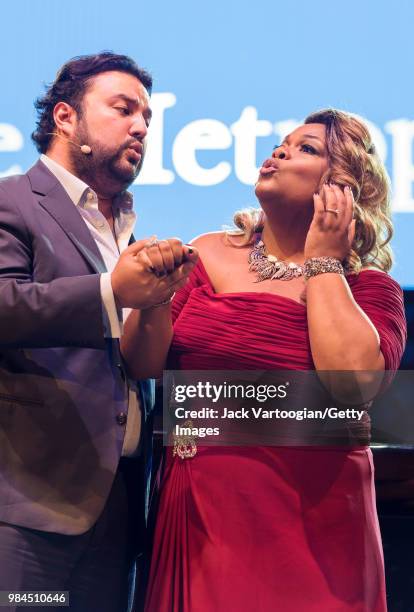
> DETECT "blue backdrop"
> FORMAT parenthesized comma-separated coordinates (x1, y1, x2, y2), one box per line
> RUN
(1, 0, 413, 285)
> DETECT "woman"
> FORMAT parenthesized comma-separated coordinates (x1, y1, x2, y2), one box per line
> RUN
(122, 109, 406, 611)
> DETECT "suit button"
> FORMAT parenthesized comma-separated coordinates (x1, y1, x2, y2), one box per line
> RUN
(116, 412, 127, 426)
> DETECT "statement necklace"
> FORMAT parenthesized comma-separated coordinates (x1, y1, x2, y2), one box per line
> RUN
(248, 239, 304, 282)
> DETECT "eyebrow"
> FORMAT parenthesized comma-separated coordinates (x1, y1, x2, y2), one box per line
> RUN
(109, 93, 152, 119)
(284, 134, 324, 145)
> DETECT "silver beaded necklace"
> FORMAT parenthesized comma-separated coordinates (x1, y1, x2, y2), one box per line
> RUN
(248, 238, 304, 282)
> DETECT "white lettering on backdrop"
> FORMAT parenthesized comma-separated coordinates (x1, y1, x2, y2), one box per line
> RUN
(0, 123, 24, 177)
(1, 96, 413, 212)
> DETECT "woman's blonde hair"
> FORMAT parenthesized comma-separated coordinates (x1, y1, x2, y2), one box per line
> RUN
(231, 108, 393, 273)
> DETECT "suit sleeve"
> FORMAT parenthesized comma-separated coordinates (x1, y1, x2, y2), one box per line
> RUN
(0, 184, 106, 349)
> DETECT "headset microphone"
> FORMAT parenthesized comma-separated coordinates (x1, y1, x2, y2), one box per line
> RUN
(47, 133, 92, 154)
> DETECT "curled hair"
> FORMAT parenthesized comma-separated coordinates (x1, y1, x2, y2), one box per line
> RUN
(230, 108, 393, 274)
(31, 51, 152, 153)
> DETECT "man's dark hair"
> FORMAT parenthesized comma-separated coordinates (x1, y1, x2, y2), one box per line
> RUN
(31, 51, 153, 153)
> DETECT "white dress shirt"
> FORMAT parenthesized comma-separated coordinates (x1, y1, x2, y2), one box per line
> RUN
(40, 154, 142, 456)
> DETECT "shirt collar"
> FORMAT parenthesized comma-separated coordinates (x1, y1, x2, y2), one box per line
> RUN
(40, 154, 134, 210)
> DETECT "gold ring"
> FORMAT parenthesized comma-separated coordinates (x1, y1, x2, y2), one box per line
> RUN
(146, 238, 159, 247)
(325, 208, 340, 215)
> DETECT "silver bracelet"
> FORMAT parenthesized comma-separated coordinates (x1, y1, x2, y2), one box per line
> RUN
(304, 257, 344, 280)
(145, 292, 176, 310)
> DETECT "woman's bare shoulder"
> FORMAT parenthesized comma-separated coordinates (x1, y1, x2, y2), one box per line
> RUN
(190, 230, 244, 251)
(190, 231, 226, 247)
(191, 231, 246, 272)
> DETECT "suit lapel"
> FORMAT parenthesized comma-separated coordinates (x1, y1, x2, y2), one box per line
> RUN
(27, 160, 107, 274)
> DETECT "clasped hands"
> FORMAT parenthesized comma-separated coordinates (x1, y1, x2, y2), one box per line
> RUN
(111, 237, 198, 310)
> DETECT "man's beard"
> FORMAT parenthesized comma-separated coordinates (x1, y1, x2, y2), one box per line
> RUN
(69, 126, 144, 195)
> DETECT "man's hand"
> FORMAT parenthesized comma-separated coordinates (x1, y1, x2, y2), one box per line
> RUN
(111, 237, 198, 309)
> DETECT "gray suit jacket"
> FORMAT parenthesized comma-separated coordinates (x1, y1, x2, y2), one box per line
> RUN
(0, 159, 154, 536)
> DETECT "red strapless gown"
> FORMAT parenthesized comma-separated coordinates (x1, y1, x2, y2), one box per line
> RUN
(145, 261, 406, 612)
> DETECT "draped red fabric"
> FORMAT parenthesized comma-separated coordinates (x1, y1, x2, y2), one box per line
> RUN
(145, 260, 406, 612)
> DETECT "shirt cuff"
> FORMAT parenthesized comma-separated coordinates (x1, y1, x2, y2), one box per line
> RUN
(100, 272, 123, 338)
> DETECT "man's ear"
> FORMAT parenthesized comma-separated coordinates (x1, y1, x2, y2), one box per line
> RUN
(53, 102, 78, 138)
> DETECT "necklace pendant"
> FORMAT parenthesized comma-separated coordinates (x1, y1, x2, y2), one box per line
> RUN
(271, 263, 287, 279)
(248, 237, 304, 282)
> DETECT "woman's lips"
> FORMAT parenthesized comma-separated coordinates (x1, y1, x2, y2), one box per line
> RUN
(259, 158, 279, 176)
(259, 165, 278, 176)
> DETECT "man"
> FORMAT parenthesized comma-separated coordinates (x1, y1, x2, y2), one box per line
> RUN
(0, 52, 196, 611)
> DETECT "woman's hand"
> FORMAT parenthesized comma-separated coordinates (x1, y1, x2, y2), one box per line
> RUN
(139, 237, 197, 278)
(139, 237, 185, 275)
(112, 238, 198, 309)
(304, 184, 355, 260)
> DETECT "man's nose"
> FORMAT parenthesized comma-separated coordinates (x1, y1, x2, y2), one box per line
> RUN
(129, 115, 148, 139)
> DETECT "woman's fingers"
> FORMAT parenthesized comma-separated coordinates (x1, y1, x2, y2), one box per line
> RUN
(348, 218, 356, 245)
(143, 239, 196, 276)
(313, 191, 325, 221)
(343, 185, 355, 228)
(322, 184, 340, 228)
(305, 184, 355, 260)
(166, 238, 185, 268)
(145, 241, 168, 276)
(157, 240, 178, 273)
(324, 184, 354, 234)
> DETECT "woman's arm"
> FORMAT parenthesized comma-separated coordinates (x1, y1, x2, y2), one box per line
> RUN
(306, 273, 384, 372)
(305, 184, 386, 401)
(306, 272, 386, 403)
(119, 240, 198, 379)
(121, 303, 174, 380)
